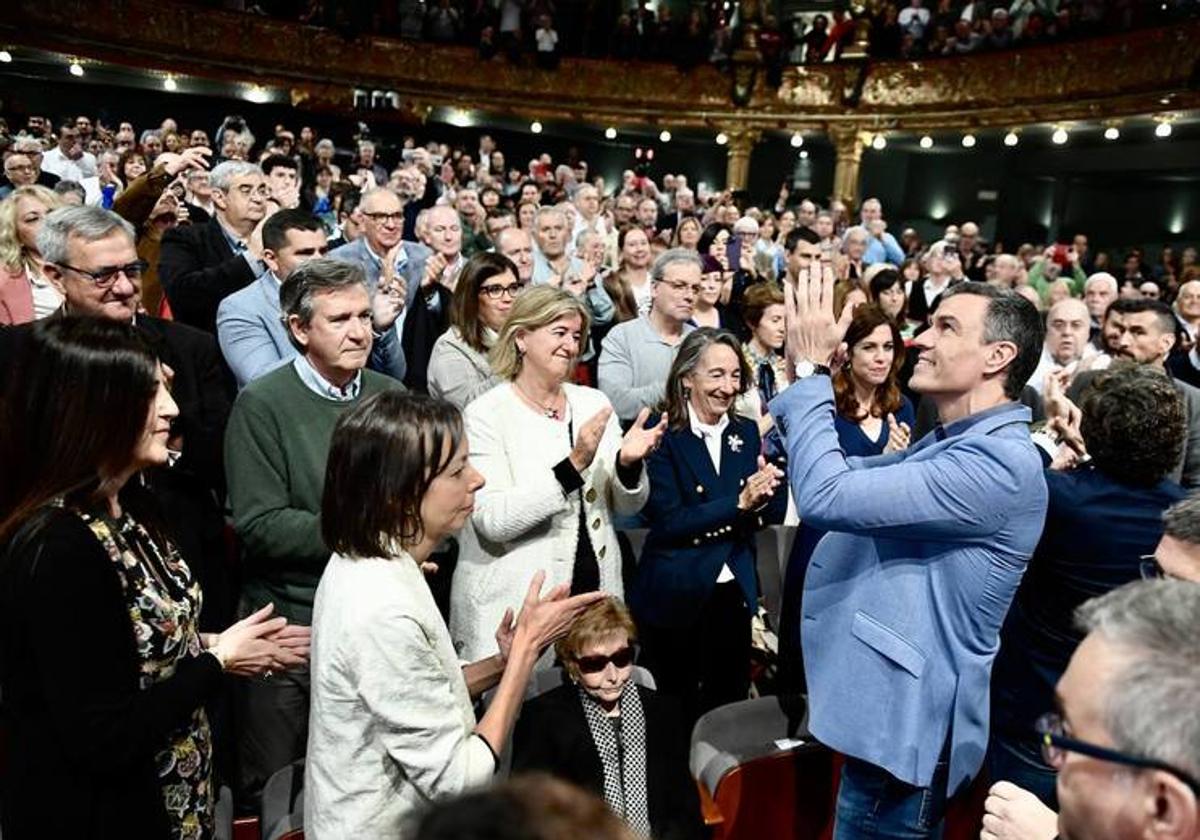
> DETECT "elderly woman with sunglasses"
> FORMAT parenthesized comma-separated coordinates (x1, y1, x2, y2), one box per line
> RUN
(512, 598, 705, 840)
(427, 252, 523, 409)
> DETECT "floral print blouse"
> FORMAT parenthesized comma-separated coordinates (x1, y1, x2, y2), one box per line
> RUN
(78, 508, 214, 840)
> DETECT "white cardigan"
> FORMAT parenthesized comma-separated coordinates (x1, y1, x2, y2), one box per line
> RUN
(450, 382, 649, 662)
(306, 552, 495, 839)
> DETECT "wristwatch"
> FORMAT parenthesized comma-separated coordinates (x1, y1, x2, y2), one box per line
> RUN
(794, 360, 832, 379)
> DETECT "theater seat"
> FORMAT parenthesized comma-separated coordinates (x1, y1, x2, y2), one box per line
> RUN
(690, 695, 835, 840)
(261, 760, 305, 840)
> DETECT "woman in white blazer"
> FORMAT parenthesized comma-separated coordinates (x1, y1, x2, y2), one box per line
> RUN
(306, 391, 603, 839)
(451, 286, 666, 663)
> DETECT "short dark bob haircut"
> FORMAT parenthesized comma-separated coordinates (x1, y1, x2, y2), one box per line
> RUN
(0, 317, 159, 542)
(321, 391, 465, 558)
(450, 251, 521, 355)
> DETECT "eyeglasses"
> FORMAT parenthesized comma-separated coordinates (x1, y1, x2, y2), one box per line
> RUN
(5, 164, 35, 173)
(232, 184, 271, 199)
(575, 646, 635, 674)
(1036, 713, 1200, 796)
(662, 280, 703, 296)
(479, 281, 526, 300)
(54, 260, 148, 288)
(361, 211, 405, 225)
(1139, 554, 1167, 580)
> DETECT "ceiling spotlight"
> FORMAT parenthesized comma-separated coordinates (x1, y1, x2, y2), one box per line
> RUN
(530, 121, 543, 134)
(871, 134, 887, 150)
(1155, 121, 1173, 138)
(1003, 131, 1019, 147)
(919, 135, 933, 149)
(163, 75, 178, 92)
(1051, 127, 1069, 145)
(961, 133, 976, 148)
(1104, 126, 1120, 141)
(604, 127, 617, 140)
(715, 132, 728, 146)
(68, 61, 84, 77)
(0, 50, 12, 63)
(790, 132, 804, 148)
(659, 130, 672, 143)
(799, 150, 809, 160)
(244, 85, 271, 104)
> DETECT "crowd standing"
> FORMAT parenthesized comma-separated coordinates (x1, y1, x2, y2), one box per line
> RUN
(1, 106, 1199, 840)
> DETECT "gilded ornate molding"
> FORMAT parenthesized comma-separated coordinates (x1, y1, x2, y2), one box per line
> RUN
(2, 0, 1197, 134)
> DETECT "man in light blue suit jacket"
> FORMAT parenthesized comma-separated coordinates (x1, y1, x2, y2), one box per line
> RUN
(771, 279, 1048, 838)
(218, 209, 405, 388)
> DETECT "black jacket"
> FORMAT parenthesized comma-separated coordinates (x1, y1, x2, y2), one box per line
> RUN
(512, 683, 705, 840)
(159, 217, 258, 334)
(0, 501, 225, 839)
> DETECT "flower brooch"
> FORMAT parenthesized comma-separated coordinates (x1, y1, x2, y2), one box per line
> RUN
(728, 434, 744, 453)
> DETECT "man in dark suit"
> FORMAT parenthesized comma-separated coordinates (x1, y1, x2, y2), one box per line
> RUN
(1, 205, 235, 630)
(159, 159, 271, 334)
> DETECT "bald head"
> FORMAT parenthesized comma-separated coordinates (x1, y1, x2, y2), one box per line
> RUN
(497, 226, 534, 281)
(1046, 297, 1091, 365)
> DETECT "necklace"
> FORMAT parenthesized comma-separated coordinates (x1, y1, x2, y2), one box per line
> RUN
(513, 380, 564, 420)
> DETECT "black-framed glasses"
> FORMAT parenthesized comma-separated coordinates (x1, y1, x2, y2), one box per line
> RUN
(478, 281, 526, 300)
(361, 211, 405, 225)
(575, 646, 635, 675)
(1139, 554, 1167, 580)
(1036, 713, 1200, 795)
(54, 260, 148, 288)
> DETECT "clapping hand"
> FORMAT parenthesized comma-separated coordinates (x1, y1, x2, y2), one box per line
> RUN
(494, 607, 516, 664)
(737, 456, 784, 511)
(569, 407, 612, 472)
(619, 407, 668, 467)
(980, 781, 1059, 840)
(883, 414, 911, 453)
(212, 603, 309, 676)
(513, 571, 606, 653)
(423, 252, 449, 288)
(158, 145, 211, 177)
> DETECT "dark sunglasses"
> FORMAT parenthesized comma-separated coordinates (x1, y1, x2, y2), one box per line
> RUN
(575, 646, 634, 674)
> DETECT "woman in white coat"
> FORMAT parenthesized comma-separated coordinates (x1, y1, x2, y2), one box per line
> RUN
(306, 391, 603, 838)
(451, 286, 666, 662)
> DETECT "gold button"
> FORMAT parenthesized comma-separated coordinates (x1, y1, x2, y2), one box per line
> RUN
(585, 488, 597, 503)
(598, 545, 607, 559)
(695, 484, 704, 494)
(592, 518, 601, 530)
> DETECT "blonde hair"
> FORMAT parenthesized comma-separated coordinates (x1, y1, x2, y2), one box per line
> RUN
(489, 285, 591, 381)
(555, 598, 638, 682)
(0, 185, 62, 270)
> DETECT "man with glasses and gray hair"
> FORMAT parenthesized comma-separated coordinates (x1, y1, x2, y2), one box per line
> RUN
(598, 248, 701, 425)
(1, 136, 59, 192)
(982, 579, 1200, 840)
(159, 160, 273, 333)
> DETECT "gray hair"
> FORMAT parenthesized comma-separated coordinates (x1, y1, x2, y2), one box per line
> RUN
(210, 160, 263, 192)
(843, 225, 869, 245)
(534, 206, 567, 226)
(940, 281, 1045, 400)
(37, 206, 136, 265)
(1075, 580, 1200, 782)
(278, 257, 369, 351)
(1085, 272, 1119, 295)
(650, 248, 704, 284)
(139, 129, 162, 145)
(315, 138, 335, 153)
(12, 136, 44, 154)
(662, 327, 751, 430)
(1163, 494, 1200, 545)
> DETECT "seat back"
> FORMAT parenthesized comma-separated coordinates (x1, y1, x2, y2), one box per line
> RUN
(261, 759, 305, 840)
(691, 695, 834, 840)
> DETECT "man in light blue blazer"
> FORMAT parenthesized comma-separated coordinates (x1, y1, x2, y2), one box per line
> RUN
(218, 209, 405, 389)
(770, 278, 1048, 838)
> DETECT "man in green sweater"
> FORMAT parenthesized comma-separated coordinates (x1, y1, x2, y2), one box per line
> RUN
(225, 256, 402, 803)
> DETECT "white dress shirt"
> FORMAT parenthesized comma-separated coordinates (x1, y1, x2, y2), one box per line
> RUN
(688, 405, 735, 583)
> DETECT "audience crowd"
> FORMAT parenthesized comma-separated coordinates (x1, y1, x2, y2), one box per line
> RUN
(201, 0, 1197, 71)
(1, 103, 1199, 840)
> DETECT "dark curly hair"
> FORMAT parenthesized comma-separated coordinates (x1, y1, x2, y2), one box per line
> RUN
(1080, 362, 1185, 487)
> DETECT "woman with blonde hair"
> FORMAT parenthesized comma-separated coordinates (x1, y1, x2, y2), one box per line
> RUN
(450, 286, 666, 663)
(0, 185, 64, 324)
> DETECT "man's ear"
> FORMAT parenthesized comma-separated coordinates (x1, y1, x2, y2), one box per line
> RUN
(211, 189, 228, 213)
(287, 314, 309, 349)
(1145, 770, 1198, 840)
(984, 340, 1019, 378)
(42, 262, 67, 296)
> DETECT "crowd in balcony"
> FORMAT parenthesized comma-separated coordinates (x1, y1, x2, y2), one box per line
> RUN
(2, 100, 1200, 840)
(204, 0, 1197, 69)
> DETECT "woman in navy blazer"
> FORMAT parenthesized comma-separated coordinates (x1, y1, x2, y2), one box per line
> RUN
(629, 327, 787, 726)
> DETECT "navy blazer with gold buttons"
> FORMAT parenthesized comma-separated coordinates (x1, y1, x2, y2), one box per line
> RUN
(629, 414, 787, 628)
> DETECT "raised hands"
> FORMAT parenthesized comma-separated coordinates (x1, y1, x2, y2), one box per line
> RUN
(158, 145, 212, 177)
(619, 407, 668, 467)
(513, 570, 606, 654)
(883, 413, 912, 453)
(737, 455, 785, 511)
(784, 260, 850, 369)
(211, 603, 311, 676)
